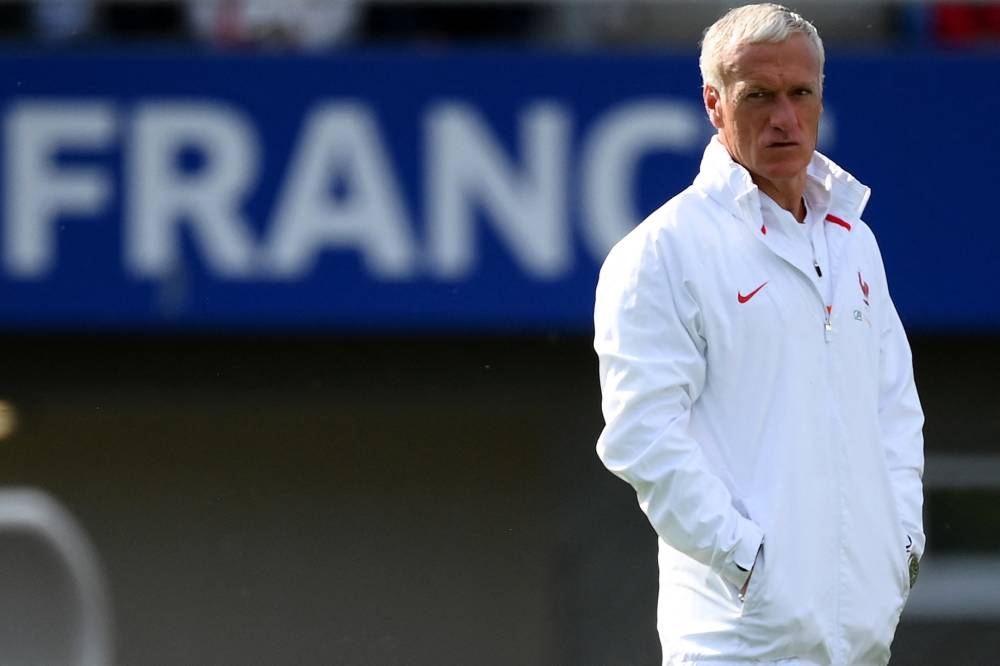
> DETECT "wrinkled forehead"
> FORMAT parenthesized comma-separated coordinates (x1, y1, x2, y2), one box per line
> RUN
(724, 34, 823, 88)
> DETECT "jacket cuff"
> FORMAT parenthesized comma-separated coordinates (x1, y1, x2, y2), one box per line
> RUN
(721, 519, 764, 589)
(906, 532, 924, 562)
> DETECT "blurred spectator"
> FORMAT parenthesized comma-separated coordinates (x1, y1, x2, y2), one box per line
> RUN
(545, 1, 900, 49)
(0, 1, 33, 40)
(359, 0, 550, 44)
(933, 2, 1000, 45)
(9, 0, 999, 50)
(94, 0, 190, 41)
(188, 0, 361, 49)
(35, 0, 93, 42)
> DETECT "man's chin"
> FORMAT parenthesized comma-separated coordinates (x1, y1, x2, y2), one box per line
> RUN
(756, 159, 811, 183)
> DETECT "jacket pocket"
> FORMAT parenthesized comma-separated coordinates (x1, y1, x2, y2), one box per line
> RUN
(740, 547, 766, 615)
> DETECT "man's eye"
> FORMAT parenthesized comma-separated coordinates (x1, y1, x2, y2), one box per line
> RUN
(794, 88, 814, 96)
(746, 91, 768, 100)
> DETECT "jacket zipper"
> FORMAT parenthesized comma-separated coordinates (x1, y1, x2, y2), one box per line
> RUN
(746, 201, 834, 341)
(816, 258, 830, 341)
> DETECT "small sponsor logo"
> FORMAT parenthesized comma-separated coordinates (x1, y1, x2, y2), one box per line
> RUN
(738, 282, 768, 304)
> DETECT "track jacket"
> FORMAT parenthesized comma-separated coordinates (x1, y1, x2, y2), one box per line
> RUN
(594, 138, 924, 666)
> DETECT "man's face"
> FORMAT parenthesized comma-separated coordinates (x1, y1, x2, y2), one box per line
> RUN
(705, 33, 823, 190)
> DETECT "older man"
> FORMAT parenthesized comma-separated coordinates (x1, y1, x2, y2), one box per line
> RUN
(594, 4, 924, 665)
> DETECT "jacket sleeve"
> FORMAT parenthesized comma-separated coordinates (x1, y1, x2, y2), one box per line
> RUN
(594, 229, 763, 588)
(874, 249, 926, 560)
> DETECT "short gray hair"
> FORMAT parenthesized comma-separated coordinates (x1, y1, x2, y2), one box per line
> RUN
(700, 3, 825, 98)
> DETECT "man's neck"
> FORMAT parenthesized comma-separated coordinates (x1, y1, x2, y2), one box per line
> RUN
(754, 175, 807, 222)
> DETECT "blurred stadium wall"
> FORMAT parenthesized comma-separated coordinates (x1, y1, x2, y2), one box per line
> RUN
(0, 2, 998, 665)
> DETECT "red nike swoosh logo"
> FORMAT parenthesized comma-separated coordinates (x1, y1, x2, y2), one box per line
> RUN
(738, 282, 768, 304)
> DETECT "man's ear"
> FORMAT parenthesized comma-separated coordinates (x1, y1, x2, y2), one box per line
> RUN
(704, 84, 724, 129)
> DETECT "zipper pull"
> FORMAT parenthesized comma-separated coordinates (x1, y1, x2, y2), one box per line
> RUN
(824, 306, 833, 341)
(814, 260, 822, 277)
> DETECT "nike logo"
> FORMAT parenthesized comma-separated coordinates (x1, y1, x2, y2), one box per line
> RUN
(738, 282, 768, 304)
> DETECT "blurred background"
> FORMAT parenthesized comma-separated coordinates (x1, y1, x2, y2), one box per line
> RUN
(0, 0, 997, 664)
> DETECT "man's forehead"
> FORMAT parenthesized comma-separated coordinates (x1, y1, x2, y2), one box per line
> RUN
(726, 36, 821, 85)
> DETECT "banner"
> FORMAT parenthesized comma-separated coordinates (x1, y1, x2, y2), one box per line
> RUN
(0, 50, 993, 331)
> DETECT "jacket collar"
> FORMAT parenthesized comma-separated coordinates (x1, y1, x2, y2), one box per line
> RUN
(692, 136, 871, 223)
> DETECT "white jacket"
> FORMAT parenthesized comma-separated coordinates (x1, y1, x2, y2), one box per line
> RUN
(594, 138, 924, 666)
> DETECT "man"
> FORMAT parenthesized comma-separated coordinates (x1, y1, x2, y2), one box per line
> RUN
(593, 4, 924, 665)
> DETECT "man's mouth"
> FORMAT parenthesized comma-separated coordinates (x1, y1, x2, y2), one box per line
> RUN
(768, 141, 799, 148)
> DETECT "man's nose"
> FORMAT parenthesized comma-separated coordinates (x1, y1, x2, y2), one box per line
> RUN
(769, 95, 797, 131)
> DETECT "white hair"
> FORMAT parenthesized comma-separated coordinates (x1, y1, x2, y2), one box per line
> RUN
(700, 3, 825, 98)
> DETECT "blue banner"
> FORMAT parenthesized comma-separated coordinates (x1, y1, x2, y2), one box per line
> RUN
(0, 50, 993, 331)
